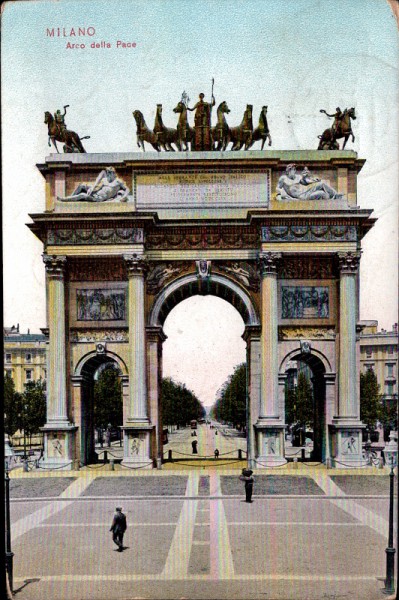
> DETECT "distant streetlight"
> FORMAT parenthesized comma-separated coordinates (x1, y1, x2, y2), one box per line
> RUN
(4, 458, 14, 594)
(382, 432, 397, 595)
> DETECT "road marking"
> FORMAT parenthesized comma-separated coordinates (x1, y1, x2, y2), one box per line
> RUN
(161, 472, 199, 578)
(309, 472, 389, 537)
(13, 574, 383, 582)
(11, 476, 94, 542)
(209, 472, 234, 579)
(35, 520, 365, 528)
(228, 521, 365, 526)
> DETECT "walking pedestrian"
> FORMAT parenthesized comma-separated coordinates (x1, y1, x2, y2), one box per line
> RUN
(191, 439, 198, 454)
(110, 507, 127, 551)
(214, 449, 220, 459)
(239, 468, 254, 503)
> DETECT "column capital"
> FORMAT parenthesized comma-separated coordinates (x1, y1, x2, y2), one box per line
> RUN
(258, 251, 282, 276)
(146, 325, 168, 343)
(242, 324, 261, 342)
(42, 254, 67, 278)
(337, 251, 361, 274)
(123, 253, 148, 277)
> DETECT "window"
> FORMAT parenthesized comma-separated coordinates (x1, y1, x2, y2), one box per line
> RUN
(385, 382, 394, 396)
(5, 353, 11, 363)
(388, 346, 393, 355)
(386, 364, 395, 377)
(25, 353, 32, 363)
(4, 369, 12, 378)
(43, 369, 47, 379)
(365, 364, 374, 372)
(25, 369, 33, 381)
(366, 347, 372, 358)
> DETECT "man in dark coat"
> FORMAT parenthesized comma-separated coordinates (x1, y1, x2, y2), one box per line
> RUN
(110, 507, 127, 551)
(239, 468, 254, 503)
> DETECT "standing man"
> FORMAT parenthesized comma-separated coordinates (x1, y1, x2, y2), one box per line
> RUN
(239, 468, 254, 503)
(110, 507, 127, 552)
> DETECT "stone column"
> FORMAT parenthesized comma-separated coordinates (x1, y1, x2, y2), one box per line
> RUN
(122, 253, 153, 468)
(332, 251, 364, 466)
(242, 325, 261, 470)
(259, 252, 281, 419)
(147, 326, 167, 467)
(41, 255, 77, 470)
(338, 251, 360, 418)
(255, 252, 285, 466)
(124, 253, 149, 423)
(43, 255, 69, 425)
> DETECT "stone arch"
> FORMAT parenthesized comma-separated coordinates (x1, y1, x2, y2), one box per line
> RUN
(149, 273, 260, 327)
(279, 348, 332, 462)
(74, 350, 128, 377)
(72, 351, 127, 466)
(279, 347, 332, 375)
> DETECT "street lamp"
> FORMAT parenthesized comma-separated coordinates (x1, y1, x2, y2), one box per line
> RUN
(382, 431, 397, 595)
(4, 458, 14, 595)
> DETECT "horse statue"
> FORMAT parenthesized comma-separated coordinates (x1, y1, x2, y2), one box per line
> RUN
(173, 101, 194, 151)
(211, 101, 231, 151)
(248, 106, 272, 149)
(44, 112, 89, 153)
(132, 110, 161, 152)
(318, 107, 356, 150)
(229, 104, 253, 151)
(153, 104, 180, 151)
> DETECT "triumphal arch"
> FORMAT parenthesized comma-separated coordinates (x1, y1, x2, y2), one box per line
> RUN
(29, 149, 375, 469)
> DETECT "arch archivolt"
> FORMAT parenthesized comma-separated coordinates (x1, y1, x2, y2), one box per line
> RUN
(73, 349, 129, 377)
(279, 346, 332, 375)
(148, 272, 260, 327)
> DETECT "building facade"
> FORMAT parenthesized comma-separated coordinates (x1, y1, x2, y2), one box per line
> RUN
(359, 321, 398, 411)
(4, 325, 47, 392)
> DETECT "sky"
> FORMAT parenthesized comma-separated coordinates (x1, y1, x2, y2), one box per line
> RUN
(2, 0, 398, 406)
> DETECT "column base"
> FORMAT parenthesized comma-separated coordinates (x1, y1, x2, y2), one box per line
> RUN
(121, 425, 154, 469)
(330, 420, 366, 468)
(39, 423, 78, 471)
(254, 422, 286, 468)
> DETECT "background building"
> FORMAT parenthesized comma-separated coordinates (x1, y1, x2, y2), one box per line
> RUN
(359, 321, 398, 412)
(4, 325, 47, 392)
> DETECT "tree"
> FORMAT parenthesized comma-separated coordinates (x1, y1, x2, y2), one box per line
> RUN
(4, 373, 22, 436)
(285, 373, 314, 446)
(360, 370, 382, 431)
(161, 377, 205, 427)
(94, 367, 123, 429)
(22, 380, 47, 435)
(211, 363, 246, 428)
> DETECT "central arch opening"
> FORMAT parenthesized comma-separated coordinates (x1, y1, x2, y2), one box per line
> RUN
(163, 296, 246, 413)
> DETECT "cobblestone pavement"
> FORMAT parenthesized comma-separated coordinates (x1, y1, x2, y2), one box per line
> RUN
(7, 424, 396, 600)
(80, 476, 188, 496)
(330, 475, 397, 496)
(221, 475, 325, 496)
(10, 477, 76, 498)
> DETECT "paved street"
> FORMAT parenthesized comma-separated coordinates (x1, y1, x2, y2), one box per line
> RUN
(7, 424, 397, 600)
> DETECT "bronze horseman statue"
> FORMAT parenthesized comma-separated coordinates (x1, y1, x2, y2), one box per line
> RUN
(44, 105, 90, 153)
(318, 107, 356, 150)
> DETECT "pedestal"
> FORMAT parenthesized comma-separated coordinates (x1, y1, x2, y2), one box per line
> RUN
(40, 424, 78, 470)
(254, 422, 286, 466)
(331, 420, 366, 467)
(121, 425, 154, 469)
